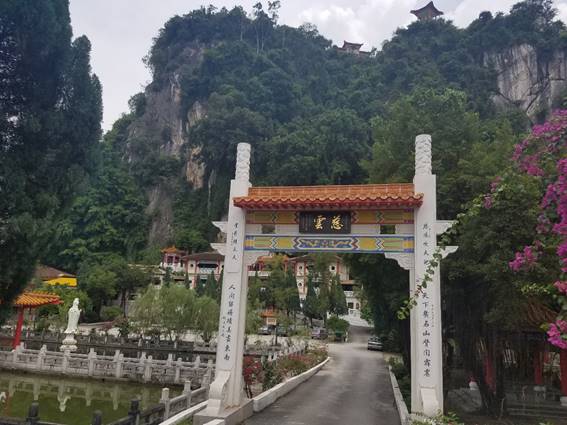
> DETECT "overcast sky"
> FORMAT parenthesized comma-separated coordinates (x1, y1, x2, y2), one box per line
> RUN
(69, 0, 567, 131)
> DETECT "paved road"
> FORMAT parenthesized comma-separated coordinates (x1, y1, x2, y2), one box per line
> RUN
(246, 326, 400, 425)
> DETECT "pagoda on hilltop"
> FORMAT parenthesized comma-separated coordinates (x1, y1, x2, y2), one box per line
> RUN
(411, 1, 444, 21)
(337, 41, 371, 57)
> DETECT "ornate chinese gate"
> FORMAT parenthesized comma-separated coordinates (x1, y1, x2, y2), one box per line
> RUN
(194, 135, 456, 424)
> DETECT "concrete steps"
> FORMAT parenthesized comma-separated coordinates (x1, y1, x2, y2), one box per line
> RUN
(508, 401, 567, 420)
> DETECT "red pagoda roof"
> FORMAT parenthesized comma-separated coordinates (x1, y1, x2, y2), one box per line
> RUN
(233, 184, 423, 210)
(13, 292, 61, 308)
(411, 1, 444, 20)
(161, 246, 187, 255)
(341, 41, 363, 49)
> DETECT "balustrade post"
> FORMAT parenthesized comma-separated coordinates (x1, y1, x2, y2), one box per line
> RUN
(174, 357, 182, 384)
(183, 380, 192, 408)
(91, 410, 102, 425)
(128, 399, 140, 425)
(143, 355, 153, 382)
(115, 353, 124, 379)
(160, 387, 170, 419)
(88, 348, 96, 377)
(26, 402, 40, 425)
(138, 352, 146, 379)
(36, 345, 46, 371)
(12, 344, 22, 366)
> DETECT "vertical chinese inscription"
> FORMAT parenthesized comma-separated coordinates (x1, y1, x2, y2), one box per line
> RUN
(419, 222, 435, 379)
(219, 283, 238, 362)
(217, 214, 244, 369)
(226, 220, 243, 273)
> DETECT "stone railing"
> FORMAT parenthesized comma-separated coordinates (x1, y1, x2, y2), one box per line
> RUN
(260, 343, 307, 364)
(3, 380, 209, 425)
(0, 344, 214, 385)
(0, 329, 298, 363)
(1, 329, 199, 361)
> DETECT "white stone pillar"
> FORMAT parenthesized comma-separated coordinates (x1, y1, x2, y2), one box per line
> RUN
(196, 143, 253, 424)
(412, 134, 443, 416)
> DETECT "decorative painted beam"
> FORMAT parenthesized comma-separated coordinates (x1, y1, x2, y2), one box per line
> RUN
(243, 234, 414, 254)
(244, 209, 415, 225)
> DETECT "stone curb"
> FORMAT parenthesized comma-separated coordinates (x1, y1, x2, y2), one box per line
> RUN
(389, 365, 411, 425)
(253, 357, 330, 412)
(158, 400, 208, 425)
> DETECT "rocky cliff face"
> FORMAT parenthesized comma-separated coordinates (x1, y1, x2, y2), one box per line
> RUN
(125, 44, 210, 247)
(485, 44, 567, 121)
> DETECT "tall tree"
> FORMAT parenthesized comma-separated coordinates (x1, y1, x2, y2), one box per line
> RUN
(204, 271, 220, 302)
(303, 275, 319, 326)
(284, 267, 301, 316)
(329, 275, 348, 316)
(0, 0, 102, 320)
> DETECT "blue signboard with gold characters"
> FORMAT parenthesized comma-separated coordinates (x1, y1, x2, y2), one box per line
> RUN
(299, 211, 351, 234)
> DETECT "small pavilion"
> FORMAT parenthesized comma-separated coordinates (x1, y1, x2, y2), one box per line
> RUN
(12, 292, 61, 348)
(337, 41, 371, 57)
(411, 1, 444, 21)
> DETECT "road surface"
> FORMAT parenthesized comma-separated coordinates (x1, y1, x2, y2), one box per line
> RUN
(246, 326, 401, 425)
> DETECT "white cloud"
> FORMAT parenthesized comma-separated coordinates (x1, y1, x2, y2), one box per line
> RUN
(557, 3, 567, 24)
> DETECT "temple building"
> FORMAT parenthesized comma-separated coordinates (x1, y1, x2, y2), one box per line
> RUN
(34, 265, 77, 287)
(411, 1, 444, 21)
(159, 246, 187, 273)
(157, 247, 363, 317)
(185, 251, 224, 288)
(159, 246, 360, 311)
(337, 41, 371, 57)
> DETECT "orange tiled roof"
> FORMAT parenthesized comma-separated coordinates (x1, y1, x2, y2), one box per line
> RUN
(161, 246, 187, 255)
(233, 184, 422, 210)
(13, 292, 61, 308)
(184, 251, 224, 261)
(260, 309, 277, 318)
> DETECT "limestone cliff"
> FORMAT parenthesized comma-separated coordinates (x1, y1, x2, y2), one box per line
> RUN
(485, 44, 567, 121)
(124, 44, 210, 247)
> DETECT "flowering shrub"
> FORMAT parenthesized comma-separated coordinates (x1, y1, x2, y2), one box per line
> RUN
(276, 355, 311, 378)
(499, 110, 567, 348)
(245, 346, 328, 395)
(243, 356, 263, 397)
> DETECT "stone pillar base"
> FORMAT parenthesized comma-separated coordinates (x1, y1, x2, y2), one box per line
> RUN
(193, 399, 253, 425)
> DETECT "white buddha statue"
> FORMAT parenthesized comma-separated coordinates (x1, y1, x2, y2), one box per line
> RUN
(60, 298, 80, 352)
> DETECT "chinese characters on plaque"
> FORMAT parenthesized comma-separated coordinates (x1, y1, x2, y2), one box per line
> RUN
(420, 222, 434, 379)
(299, 212, 351, 234)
